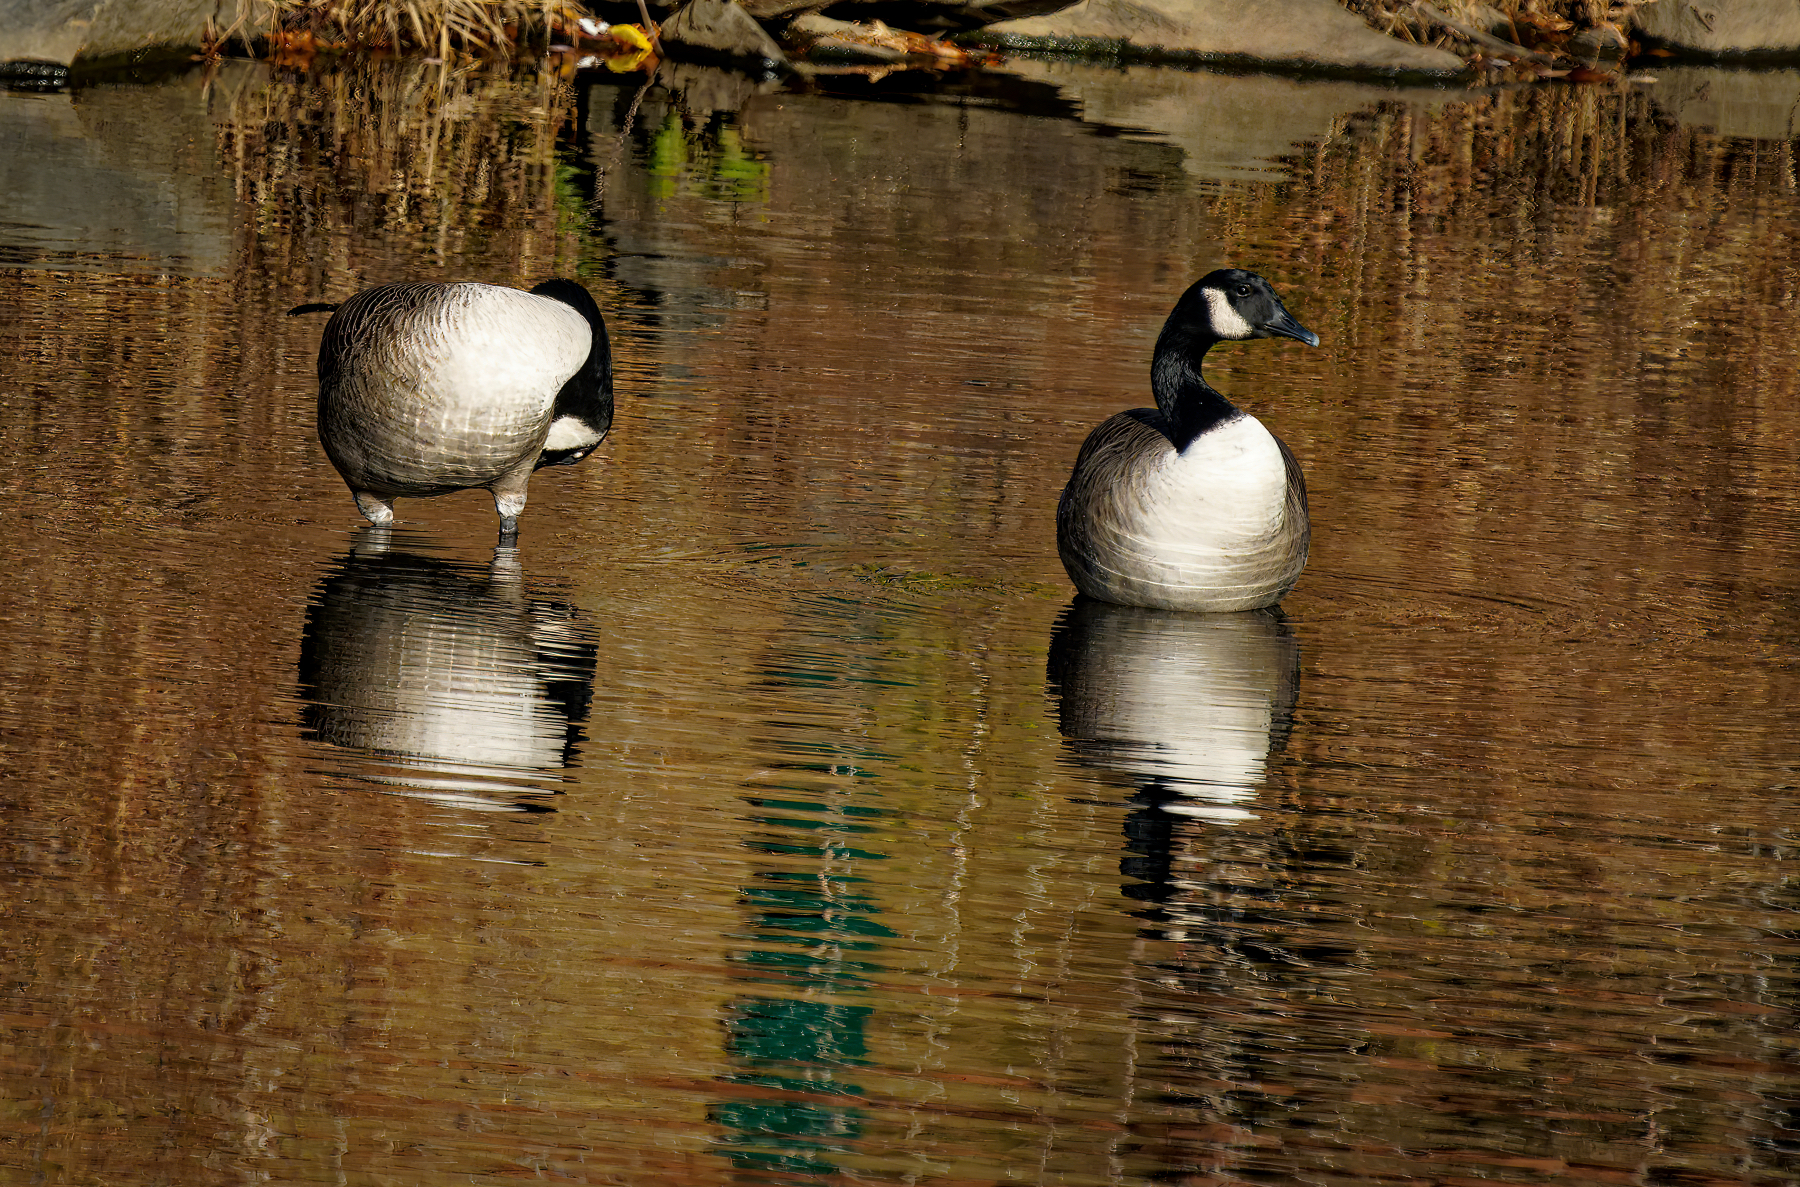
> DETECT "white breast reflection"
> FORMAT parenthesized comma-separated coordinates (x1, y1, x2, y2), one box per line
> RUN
(297, 532, 596, 812)
(1047, 598, 1299, 823)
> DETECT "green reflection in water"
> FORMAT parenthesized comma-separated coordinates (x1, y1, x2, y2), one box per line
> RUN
(646, 110, 770, 205)
(715, 688, 894, 1178)
(714, 999, 871, 1177)
(731, 839, 894, 983)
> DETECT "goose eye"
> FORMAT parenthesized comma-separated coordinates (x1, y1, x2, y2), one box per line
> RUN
(1233, 283, 1252, 297)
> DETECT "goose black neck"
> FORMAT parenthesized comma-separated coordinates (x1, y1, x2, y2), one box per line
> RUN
(1151, 323, 1237, 451)
(532, 279, 614, 436)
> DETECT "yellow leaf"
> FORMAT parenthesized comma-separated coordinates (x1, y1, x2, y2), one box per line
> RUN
(611, 23, 652, 51)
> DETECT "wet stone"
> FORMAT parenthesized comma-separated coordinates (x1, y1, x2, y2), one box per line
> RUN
(658, 0, 791, 68)
(974, 0, 1466, 74)
(1634, 0, 1800, 56)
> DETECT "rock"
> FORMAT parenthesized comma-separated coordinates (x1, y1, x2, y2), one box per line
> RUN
(0, 0, 231, 69)
(1634, 1, 1800, 56)
(658, 0, 790, 69)
(737, 0, 823, 21)
(1565, 21, 1630, 61)
(972, 0, 1465, 75)
(1463, 5, 1514, 36)
(801, 0, 1082, 32)
(784, 12, 989, 64)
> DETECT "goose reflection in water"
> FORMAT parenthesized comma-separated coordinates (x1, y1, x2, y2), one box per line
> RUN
(1050, 602, 1357, 1176)
(297, 531, 597, 812)
(1047, 597, 1299, 825)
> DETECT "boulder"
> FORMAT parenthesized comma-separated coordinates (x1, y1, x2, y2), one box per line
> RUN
(787, 13, 910, 62)
(0, 0, 230, 68)
(790, 0, 1080, 32)
(657, 0, 790, 69)
(973, 0, 1465, 75)
(1634, 1, 1800, 57)
(737, 0, 823, 21)
(784, 12, 988, 63)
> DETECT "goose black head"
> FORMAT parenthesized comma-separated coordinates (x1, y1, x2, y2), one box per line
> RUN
(1168, 268, 1319, 349)
(1148, 268, 1319, 438)
(531, 278, 615, 469)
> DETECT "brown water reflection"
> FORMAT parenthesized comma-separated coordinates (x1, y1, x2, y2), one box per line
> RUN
(0, 52, 1797, 1187)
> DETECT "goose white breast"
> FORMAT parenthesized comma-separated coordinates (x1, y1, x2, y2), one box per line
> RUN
(1057, 268, 1317, 613)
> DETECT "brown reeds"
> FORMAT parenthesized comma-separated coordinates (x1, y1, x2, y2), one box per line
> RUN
(268, 0, 589, 55)
(1344, 0, 1656, 64)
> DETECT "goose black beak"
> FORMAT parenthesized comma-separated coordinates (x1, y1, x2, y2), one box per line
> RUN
(1262, 309, 1319, 347)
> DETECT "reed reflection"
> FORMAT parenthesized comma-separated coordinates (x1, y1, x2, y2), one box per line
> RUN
(297, 530, 596, 812)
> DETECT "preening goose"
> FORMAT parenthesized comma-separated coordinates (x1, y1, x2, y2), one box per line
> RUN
(1056, 269, 1317, 613)
(292, 278, 614, 538)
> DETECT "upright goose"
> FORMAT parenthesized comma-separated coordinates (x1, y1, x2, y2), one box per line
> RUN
(1057, 268, 1317, 613)
(293, 278, 614, 537)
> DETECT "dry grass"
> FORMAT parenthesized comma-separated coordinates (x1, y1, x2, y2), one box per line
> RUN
(1344, 0, 1660, 63)
(266, 0, 589, 54)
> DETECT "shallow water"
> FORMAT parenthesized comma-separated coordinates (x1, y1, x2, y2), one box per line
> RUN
(1, 52, 1798, 1186)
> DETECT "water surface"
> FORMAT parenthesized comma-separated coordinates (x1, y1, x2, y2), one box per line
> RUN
(0, 53, 1797, 1186)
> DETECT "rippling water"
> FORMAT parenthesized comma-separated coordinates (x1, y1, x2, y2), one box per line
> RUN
(1, 51, 1797, 1186)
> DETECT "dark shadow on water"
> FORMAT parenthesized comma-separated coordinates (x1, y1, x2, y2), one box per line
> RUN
(296, 528, 597, 813)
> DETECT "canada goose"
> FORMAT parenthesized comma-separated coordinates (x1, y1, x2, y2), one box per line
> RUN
(1056, 269, 1317, 613)
(292, 278, 614, 537)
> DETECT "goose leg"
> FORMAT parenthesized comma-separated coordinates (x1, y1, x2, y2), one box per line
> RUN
(489, 460, 535, 541)
(352, 490, 396, 526)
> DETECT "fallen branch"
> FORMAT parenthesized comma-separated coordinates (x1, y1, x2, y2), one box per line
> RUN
(1413, 2, 1562, 66)
(637, 0, 661, 52)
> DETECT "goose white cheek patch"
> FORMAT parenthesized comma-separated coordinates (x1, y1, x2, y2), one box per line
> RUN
(1203, 287, 1254, 339)
(544, 415, 602, 451)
